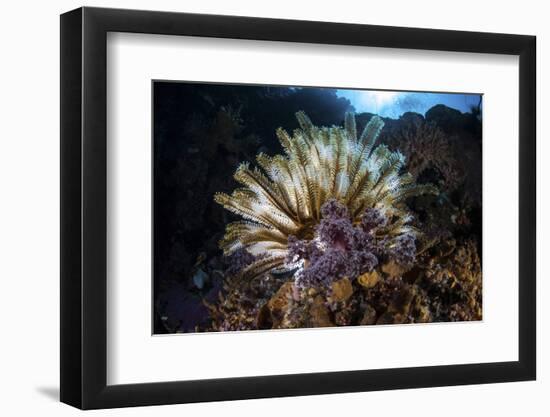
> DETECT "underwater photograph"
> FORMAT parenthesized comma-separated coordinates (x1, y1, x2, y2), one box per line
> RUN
(153, 81, 482, 334)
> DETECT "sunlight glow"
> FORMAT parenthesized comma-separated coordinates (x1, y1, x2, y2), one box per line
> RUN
(366, 91, 400, 107)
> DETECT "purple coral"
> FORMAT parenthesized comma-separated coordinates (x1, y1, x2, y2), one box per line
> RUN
(287, 200, 384, 289)
(225, 248, 259, 276)
(389, 233, 416, 267)
(320, 198, 349, 219)
(361, 207, 387, 232)
(286, 200, 418, 289)
(287, 235, 314, 261)
(299, 247, 349, 288)
(316, 215, 356, 251)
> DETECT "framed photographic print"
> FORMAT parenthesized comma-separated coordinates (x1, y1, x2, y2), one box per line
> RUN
(60, 6, 536, 409)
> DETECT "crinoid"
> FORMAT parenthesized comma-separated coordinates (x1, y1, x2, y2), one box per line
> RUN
(214, 112, 437, 287)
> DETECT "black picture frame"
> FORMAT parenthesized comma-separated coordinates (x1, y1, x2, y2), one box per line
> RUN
(60, 6, 536, 410)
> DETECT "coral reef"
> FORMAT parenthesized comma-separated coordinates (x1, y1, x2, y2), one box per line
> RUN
(205, 111, 483, 331)
(376, 108, 482, 206)
(286, 200, 415, 289)
(418, 239, 482, 321)
(153, 83, 482, 333)
(214, 112, 437, 284)
(207, 236, 481, 330)
(384, 119, 464, 192)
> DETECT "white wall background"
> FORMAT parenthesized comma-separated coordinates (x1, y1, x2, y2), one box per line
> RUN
(0, 0, 546, 415)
